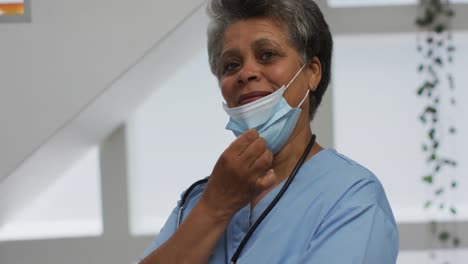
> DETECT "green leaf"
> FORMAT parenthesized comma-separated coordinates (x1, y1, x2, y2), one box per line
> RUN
(443, 159, 457, 167)
(439, 231, 450, 242)
(439, 203, 445, 210)
(425, 200, 433, 209)
(417, 84, 427, 96)
(434, 57, 443, 66)
(446, 9, 455, 17)
(417, 82, 438, 96)
(434, 24, 445, 34)
(429, 128, 436, 140)
(450, 207, 457, 215)
(418, 64, 424, 72)
(423, 175, 433, 184)
(435, 188, 444, 196)
(451, 181, 457, 189)
(415, 18, 425, 27)
(425, 9, 435, 24)
(419, 115, 427, 124)
(422, 144, 429, 152)
(427, 49, 433, 58)
(426, 106, 437, 114)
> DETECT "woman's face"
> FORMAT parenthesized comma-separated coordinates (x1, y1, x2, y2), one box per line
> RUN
(219, 17, 321, 113)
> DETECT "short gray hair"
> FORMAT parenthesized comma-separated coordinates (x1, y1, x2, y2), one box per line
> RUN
(207, 0, 333, 119)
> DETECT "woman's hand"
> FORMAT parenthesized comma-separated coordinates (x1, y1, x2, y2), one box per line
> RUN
(141, 129, 276, 264)
(201, 129, 276, 221)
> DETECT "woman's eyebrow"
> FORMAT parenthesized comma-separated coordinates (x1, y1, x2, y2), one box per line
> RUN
(252, 38, 281, 49)
(221, 49, 241, 62)
(220, 38, 283, 61)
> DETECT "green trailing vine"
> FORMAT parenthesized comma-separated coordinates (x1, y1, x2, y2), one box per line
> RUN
(415, 0, 460, 256)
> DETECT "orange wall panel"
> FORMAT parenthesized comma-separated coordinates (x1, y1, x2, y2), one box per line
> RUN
(0, 3, 24, 15)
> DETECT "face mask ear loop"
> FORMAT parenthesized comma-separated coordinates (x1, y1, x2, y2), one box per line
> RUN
(285, 64, 307, 90)
(298, 89, 310, 108)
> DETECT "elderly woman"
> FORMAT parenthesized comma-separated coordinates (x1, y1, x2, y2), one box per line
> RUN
(141, 0, 399, 263)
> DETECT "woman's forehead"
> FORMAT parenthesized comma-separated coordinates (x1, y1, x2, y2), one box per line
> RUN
(221, 18, 291, 53)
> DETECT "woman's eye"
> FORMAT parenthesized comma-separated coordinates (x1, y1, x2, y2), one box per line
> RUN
(259, 50, 276, 62)
(222, 62, 239, 74)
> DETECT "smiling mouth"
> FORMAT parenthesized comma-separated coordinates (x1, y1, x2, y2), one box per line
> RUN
(238, 91, 272, 106)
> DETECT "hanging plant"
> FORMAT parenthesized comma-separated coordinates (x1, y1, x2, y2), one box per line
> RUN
(415, 0, 459, 259)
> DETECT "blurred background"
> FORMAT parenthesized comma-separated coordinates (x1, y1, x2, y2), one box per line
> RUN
(0, 0, 467, 263)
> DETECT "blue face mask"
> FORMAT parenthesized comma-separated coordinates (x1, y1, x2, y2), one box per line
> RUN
(223, 65, 309, 154)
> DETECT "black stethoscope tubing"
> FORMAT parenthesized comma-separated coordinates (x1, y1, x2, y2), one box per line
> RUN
(177, 134, 316, 264)
(177, 178, 209, 228)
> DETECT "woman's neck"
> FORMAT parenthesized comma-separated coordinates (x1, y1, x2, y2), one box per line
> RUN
(250, 122, 323, 209)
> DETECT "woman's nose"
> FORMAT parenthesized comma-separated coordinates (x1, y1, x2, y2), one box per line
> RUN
(236, 61, 259, 85)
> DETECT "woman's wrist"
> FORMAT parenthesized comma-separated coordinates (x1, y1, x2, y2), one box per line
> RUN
(197, 194, 236, 225)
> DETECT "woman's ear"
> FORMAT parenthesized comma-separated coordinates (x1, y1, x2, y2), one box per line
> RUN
(307, 57, 322, 92)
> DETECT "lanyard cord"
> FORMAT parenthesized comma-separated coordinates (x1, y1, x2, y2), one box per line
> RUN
(230, 134, 316, 264)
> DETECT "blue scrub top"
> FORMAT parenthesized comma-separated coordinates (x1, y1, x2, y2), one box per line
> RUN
(142, 149, 399, 263)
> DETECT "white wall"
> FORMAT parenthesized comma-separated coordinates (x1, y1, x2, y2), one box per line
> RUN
(0, 0, 205, 224)
(0, 0, 202, 181)
(333, 32, 468, 223)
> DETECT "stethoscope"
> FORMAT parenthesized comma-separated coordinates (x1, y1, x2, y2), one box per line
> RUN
(177, 134, 316, 264)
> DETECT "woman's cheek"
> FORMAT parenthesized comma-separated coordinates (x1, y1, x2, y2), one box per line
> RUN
(220, 80, 236, 107)
(265, 66, 289, 87)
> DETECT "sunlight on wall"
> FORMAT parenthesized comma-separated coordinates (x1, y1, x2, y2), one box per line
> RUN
(126, 50, 233, 235)
(0, 147, 102, 241)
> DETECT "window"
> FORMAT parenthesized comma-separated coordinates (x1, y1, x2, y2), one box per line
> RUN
(332, 32, 468, 222)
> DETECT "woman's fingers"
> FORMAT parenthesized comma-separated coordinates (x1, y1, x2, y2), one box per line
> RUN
(227, 129, 259, 156)
(249, 146, 273, 172)
(256, 169, 277, 190)
(242, 137, 269, 169)
(204, 129, 274, 215)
